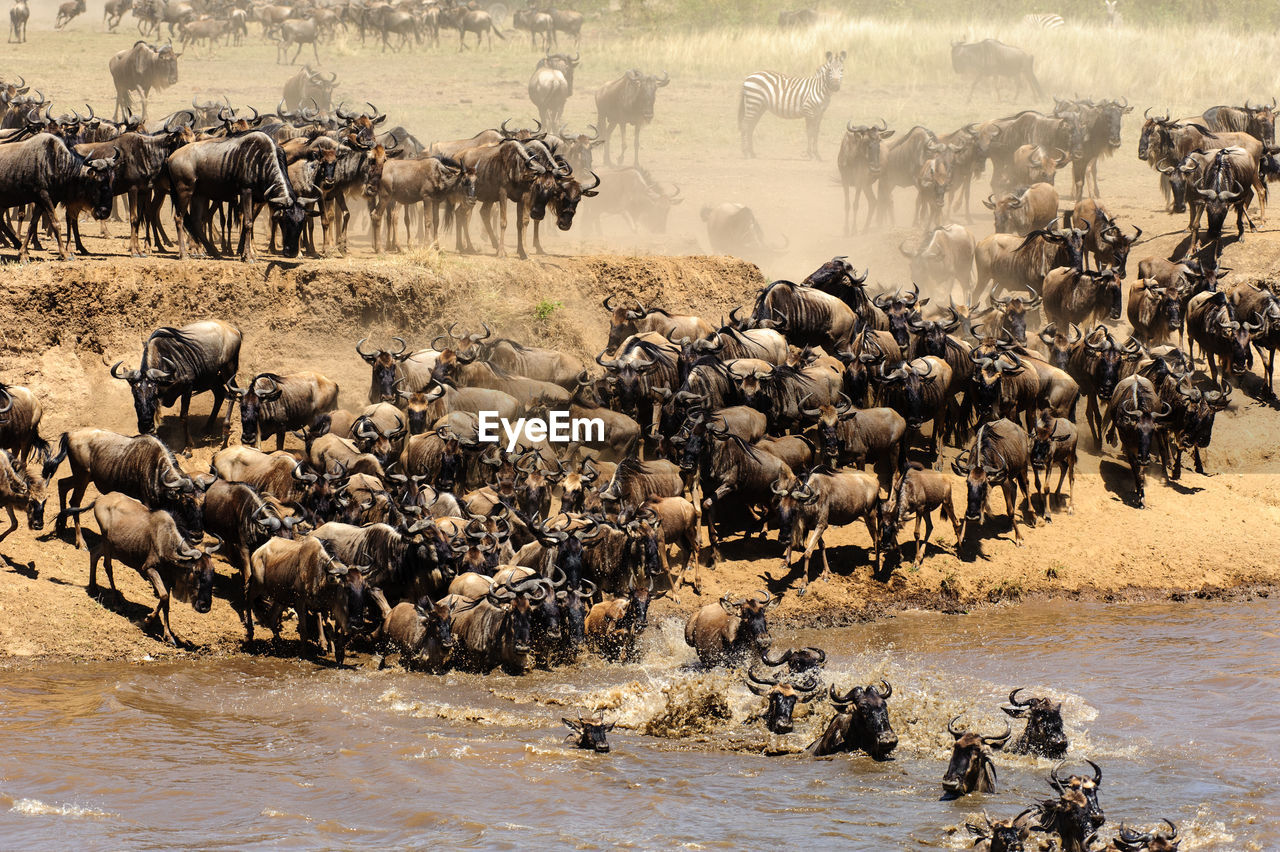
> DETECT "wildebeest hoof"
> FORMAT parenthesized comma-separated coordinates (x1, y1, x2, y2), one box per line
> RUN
(797, 586, 807, 597)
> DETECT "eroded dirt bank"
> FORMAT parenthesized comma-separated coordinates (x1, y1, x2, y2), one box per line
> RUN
(0, 254, 1275, 664)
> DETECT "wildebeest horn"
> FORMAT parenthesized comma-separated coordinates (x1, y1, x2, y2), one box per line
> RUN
(1008, 687, 1031, 707)
(874, 680, 891, 699)
(947, 714, 965, 739)
(982, 723, 1012, 747)
(762, 647, 793, 666)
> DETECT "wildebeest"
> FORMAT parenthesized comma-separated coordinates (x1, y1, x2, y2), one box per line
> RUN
(0, 382, 47, 462)
(529, 53, 579, 129)
(684, 592, 773, 667)
(951, 418, 1035, 546)
(1042, 266, 1123, 329)
(775, 467, 880, 591)
(84, 491, 217, 645)
(984, 182, 1058, 236)
(746, 665, 818, 734)
(225, 371, 338, 450)
(840, 119, 893, 233)
(1072, 198, 1140, 276)
(1049, 760, 1106, 829)
(1202, 99, 1276, 145)
(1003, 144, 1069, 189)
(1002, 687, 1068, 757)
(374, 598, 455, 672)
(877, 463, 961, 570)
(584, 579, 653, 661)
(805, 681, 898, 759)
(109, 41, 180, 120)
(738, 50, 845, 159)
(9, 0, 28, 41)
(586, 165, 681, 233)
(1229, 279, 1280, 389)
(1186, 289, 1258, 387)
(0, 133, 120, 261)
(951, 39, 1043, 101)
(964, 810, 1035, 852)
(900, 225, 977, 294)
(450, 581, 545, 673)
(0, 447, 60, 540)
(55, 428, 202, 550)
(942, 715, 1012, 796)
(1029, 410, 1077, 522)
(563, 713, 614, 753)
(247, 534, 366, 664)
(282, 65, 338, 113)
(1103, 375, 1172, 509)
(1127, 279, 1184, 347)
(110, 320, 242, 449)
(701, 202, 786, 259)
(166, 131, 314, 262)
(54, 0, 85, 29)
(201, 477, 298, 592)
(594, 69, 669, 166)
(452, 8, 505, 50)
(973, 222, 1088, 307)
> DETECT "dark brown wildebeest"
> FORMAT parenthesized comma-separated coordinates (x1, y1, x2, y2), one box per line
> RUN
(1034, 788, 1095, 852)
(110, 320, 242, 450)
(684, 591, 774, 667)
(952, 418, 1035, 546)
(805, 681, 898, 759)
(1072, 198, 1140, 276)
(1048, 760, 1106, 829)
(1186, 289, 1259, 387)
(450, 581, 545, 674)
(973, 222, 1088, 308)
(374, 598, 456, 672)
(202, 477, 300, 594)
(745, 666, 819, 734)
(900, 225, 977, 294)
(456, 139, 549, 260)
(1187, 146, 1257, 256)
(942, 715, 1012, 796)
(479, 337, 584, 389)
(1001, 687, 1069, 757)
(839, 119, 893, 234)
(748, 279, 856, 354)
(1029, 410, 1077, 523)
(358, 337, 439, 404)
(1229, 280, 1280, 389)
(963, 810, 1035, 852)
(0, 133, 120, 262)
(166, 131, 314, 263)
(562, 713, 614, 753)
(55, 428, 202, 550)
(83, 491, 217, 645)
(595, 69, 669, 167)
(774, 467, 880, 592)
(984, 182, 1058, 236)
(224, 371, 338, 450)
(874, 356, 953, 462)
(109, 40, 180, 120)
(973, 291, 1041, 345)
(1112, 819, 1179, 852)
(950, 39, 1042, 101)
(584, 579, 654, 661)
(877, 463, 961, 570)
(1103, 375, 1173, 509)
(1041, 266, 1123, 330)
(1203, 100, 1276, 145)
(1127, 278, 1183, 347)
(700, 432, 794, 565)
(0, 447, 62, 540)
(247, 535, 367, 664)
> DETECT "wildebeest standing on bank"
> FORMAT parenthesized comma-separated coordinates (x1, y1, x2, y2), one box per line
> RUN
(9, 0, 28, 42)
(84, 492, 218, 645)
(594, 69, 669, 167)
(529, 53, 579, 130)
(839, 120, 893, 234)
(165, 131, 314, 262)
(738, 50, 846, 159)
(110, 320, 243, 449)
(282, 66, 338, 114)
(951, 39, 1043, 102)
(109, 41, 180, 120)
(0, 133, 120, 261)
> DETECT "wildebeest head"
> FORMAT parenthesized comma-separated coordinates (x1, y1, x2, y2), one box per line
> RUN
(942, 715, 1011, 796)
(1116, 384, 1173, 466)
(952, 430, 1008, 527)
(622, 68, 670, 123)
(550, 170, 600, 231)
(601, 293, 647, 349)
(1244, 98, 1277, 145)
(843, 119, 892, 175)
(1114, 819, 1180, 852)
(78, 147, 121, 220)
(272, 195, 313, 259)
(965, 353, 1022, 424)
(172, 534, 220, 615)
(839, 680, 898, 758)
(875, 357, 941, 429)
(1213, 305, 1260, 374)
(1029, 411, 1073, 473)
(1173, 379, 1230, 451)
(873, 283, 927, 348)
(226, 372, 283, 447)
(1083, 326, 1140, 400)
(111, 358, 173, 435)
(1002, 687, 1068, 757)
(357, 337, 411, 402)
(981, 292, 1041, 345)
(1037, 321, 1082, 370)
(563, 712, 614, 753)
(723, 591, 773, 657)
(746, 666, 818, 734)
(964, 809, 1034, 852)
(153, 43, 181, 87)
(1048, 759, 1105, 828)
(1035, 789, 1096, 852)
(800, 392, 855, 464)
(555, 577, 595, 660)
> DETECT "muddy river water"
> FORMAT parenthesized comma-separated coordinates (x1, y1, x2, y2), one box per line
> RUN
(0, 598, 1275, 849)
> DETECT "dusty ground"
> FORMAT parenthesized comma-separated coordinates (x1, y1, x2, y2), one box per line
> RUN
(2, 18, 1280, 664)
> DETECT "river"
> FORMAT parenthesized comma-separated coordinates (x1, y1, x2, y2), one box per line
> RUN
(0, 598, 1275, 849)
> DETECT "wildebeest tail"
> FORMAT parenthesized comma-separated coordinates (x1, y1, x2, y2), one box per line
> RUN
(1026, 58, 1044, 100)
(442, 201, 455, 233)
(41, 431, 70, 480)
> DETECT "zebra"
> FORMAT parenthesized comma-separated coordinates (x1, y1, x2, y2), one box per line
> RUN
(1022, 13, 1065, 28)
(738, 50, 846, 160)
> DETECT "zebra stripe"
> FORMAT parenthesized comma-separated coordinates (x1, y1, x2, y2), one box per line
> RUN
(1022, 12, 1065, 28)
(739, 55, 843, 123)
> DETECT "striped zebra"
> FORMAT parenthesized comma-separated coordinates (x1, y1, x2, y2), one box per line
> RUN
(1022, 12, 1065, 28)
(738, 49, 845, 159)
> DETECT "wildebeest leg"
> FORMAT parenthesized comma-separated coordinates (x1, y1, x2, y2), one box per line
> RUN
(842, 184, 852, 236)
(178, 391, 194, 452)
(67, 207, 90, 256)
(238, 191, 257, 262)
(143, 565, 177, 645)
(1003, 480, 1023, 545)
(1086, 394, 1102, 447)
(127, 188, 145, 257)
(1130, 454, 1146, 509)
(864, 513, 880, 577)
(633, 123, 642, 166)
(29, 192, 64, 260)
(479, 201, 500, 254)
(513, 198, 529, 259)
(0, 505, 17, 542)
(1058, 459, 1075, 514)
